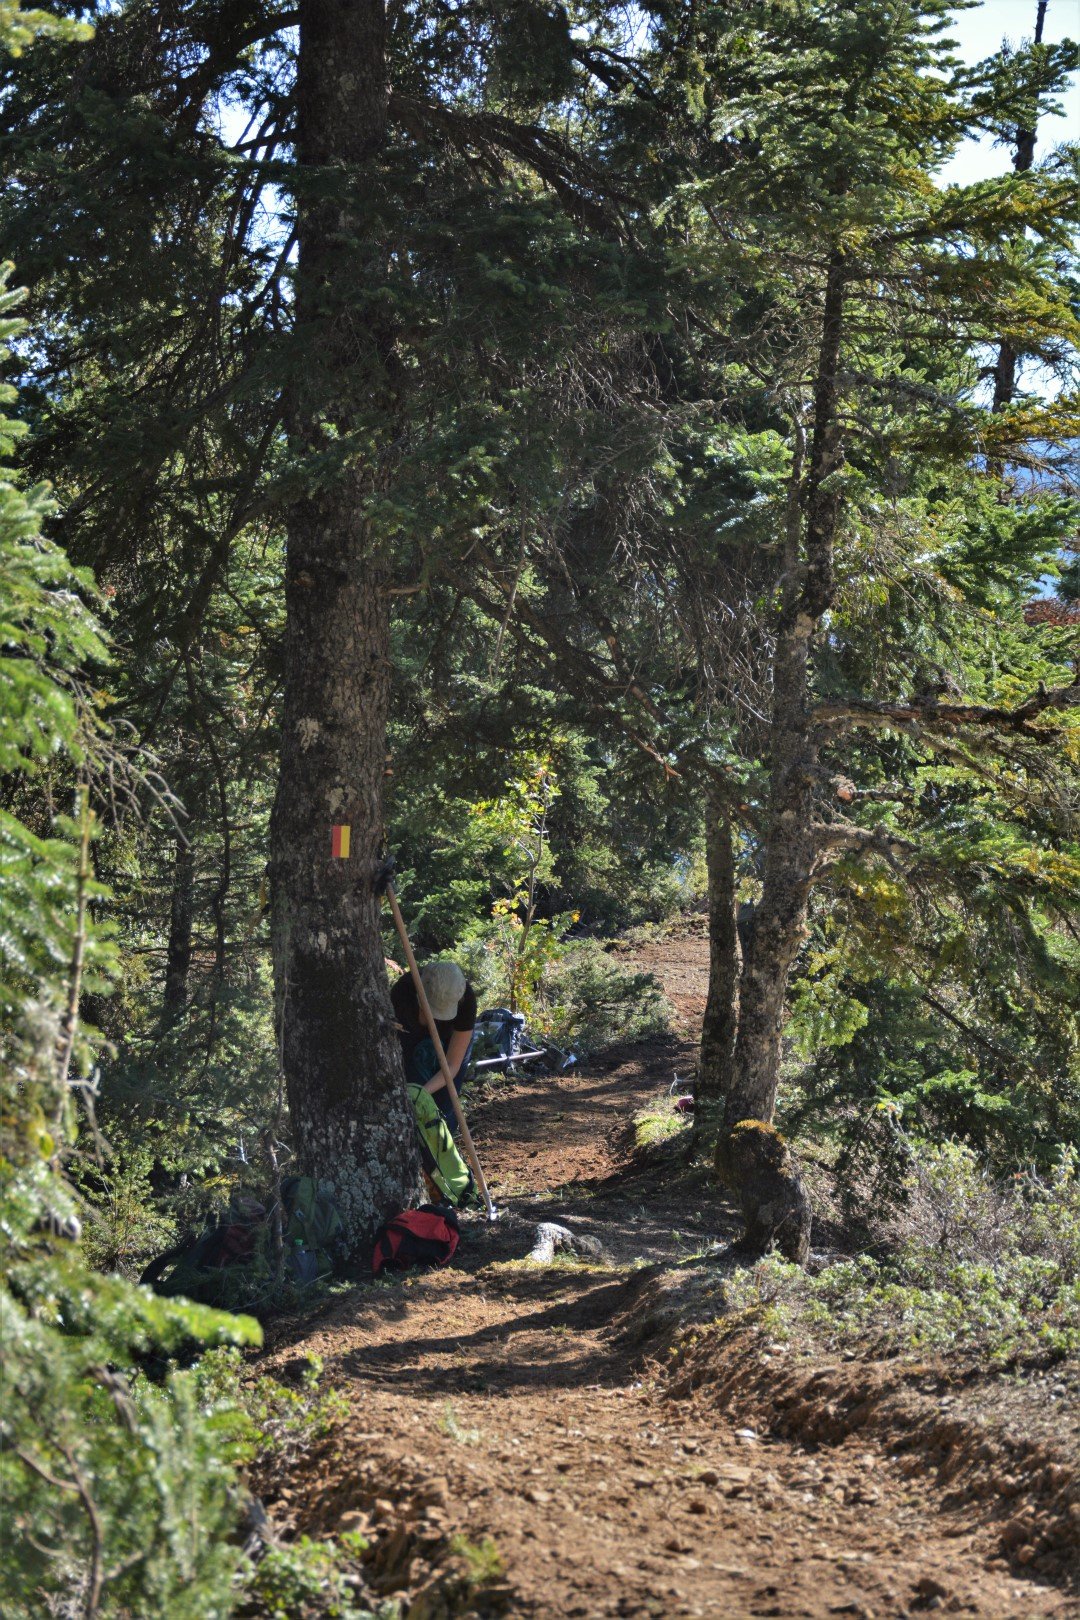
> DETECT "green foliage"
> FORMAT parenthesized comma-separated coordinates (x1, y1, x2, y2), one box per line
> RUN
(465, 753, 568, 1015)
(437, 1399, 482, 1447)
(787, 947, 870, 1059)
(538, 938, 670, 1054)
(93, 966, 284, 1276)
(395, 750, 672, 1051)
(756, 1245, 1080, 1362)
(634, 1094, 690, 1149)
(631, 0, 1080, 1155)
(780, 470, 1080, 1170)
(77, 1148, 180, 1273)
(0, 482, 103, 773)
(447, 1532, 506, 1588)
(0, 796, 119, 1064)
(240, 1536, 390, 1620)
(387, 670, 701, 954)
(0, 267, 117, 1065)
(198, 1350, 348, 1463)
(0, 0, 90, 56)
(729, 1142, 1080, 1363)
(784, 847, 1080, 1169)
(455, 932, 669, 1054)
(0, 252, 265, 1616)
(2, 1113, 262, 1619)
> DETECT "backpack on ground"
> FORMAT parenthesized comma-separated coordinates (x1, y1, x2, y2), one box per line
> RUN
(473, 1006, 574, 1076)
(407, 1083, 483, 1209)
(140, 1175, 344, 1309)
(280, 1173, 345, 1276)
(372, 1204, 460, 1276)
(473, 1006, 528, 1064)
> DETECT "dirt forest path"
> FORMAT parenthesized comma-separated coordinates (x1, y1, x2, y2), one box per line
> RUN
(260, 927, 1075, 1619)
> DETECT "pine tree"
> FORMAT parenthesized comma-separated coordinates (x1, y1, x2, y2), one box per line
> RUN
(0, 250, 259, 1620)
(1, 0, 650, 1244)
(635, 0, 1080, 1249)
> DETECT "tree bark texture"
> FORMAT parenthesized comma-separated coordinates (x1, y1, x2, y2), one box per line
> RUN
(716, 255, 846, 1262)
(722, 617, 818, 1132)
(695, 790, 739, 1149)
(271, 0, 418, 1249)
(724, 252, 846, 1135)
(723, 1120, 811, 1265)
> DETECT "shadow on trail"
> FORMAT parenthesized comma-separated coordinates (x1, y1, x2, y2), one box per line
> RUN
(329, 1271, 656, 1396)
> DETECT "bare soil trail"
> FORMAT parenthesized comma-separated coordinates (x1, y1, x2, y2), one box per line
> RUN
(258, 926, 1077, 1619)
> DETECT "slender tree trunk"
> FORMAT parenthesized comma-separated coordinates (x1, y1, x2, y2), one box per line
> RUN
(716, 595, 817, 1263)
(717, 252, 847, 1262)
(992, 0, 1046, 411)
(161, 836, 195, 1026)
(725, 252, 845, 1132)
(722, 618, 818, 1130)
(270, 0, 418, 1249)
(695, 788, 739, 1150)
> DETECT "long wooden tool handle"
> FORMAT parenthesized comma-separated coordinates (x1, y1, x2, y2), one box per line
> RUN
(384, 881, 496, 1220)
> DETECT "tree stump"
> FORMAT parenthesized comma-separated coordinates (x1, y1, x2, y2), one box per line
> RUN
(716, 1119, 811, 1265)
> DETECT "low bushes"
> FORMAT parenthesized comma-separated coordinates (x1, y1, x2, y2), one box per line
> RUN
(727, 1140, 1080, 1363)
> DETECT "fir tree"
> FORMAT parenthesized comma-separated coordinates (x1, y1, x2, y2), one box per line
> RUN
(0, 258, 259, 1620)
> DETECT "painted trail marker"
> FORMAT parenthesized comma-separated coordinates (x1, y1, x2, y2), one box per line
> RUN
(331, 824, 351, 859)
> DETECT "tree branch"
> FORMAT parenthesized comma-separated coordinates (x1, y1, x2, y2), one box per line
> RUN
(388, 93, 627, 231)
(811, 821, 917, 872)
(815, 681, 1080, 738)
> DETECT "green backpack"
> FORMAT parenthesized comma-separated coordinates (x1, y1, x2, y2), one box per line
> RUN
(281, 1173, 345, 1263)
(408, 1085, 482, 1208)
(141, 1176, 344, 1311)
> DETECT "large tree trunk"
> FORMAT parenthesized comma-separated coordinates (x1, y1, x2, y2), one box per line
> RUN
(717, 252, 847, 1264)
(695, 788, 739, 1151)
(270, 0, 418, 1250)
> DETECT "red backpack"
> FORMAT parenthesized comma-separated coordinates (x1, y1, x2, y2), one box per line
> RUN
(372, 1204, 460, 1276)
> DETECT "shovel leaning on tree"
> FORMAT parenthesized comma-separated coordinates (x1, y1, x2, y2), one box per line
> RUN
(376, 862, 497, 1222)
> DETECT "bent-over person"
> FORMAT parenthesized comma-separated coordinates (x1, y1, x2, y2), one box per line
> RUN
(390, 960, 476, 1133)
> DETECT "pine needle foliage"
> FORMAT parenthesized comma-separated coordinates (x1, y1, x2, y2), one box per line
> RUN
(0, 214, 260, 1619)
